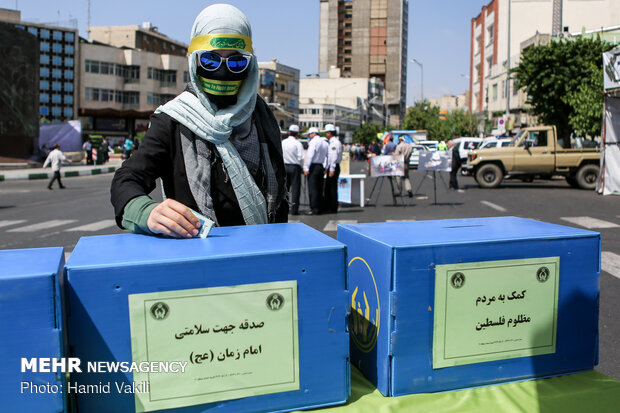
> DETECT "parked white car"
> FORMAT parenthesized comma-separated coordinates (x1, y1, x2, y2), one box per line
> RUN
(478, 138, 513, 150)
(408, 145, 428, 169)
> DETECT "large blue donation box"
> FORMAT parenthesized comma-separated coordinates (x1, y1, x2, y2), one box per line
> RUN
(338, 217, 600, 396)
(0, 247, 66, 412)
(65, 223, 349, 413)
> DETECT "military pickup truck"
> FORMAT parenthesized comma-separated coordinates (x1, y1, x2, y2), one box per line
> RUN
(463, 126, 600, 189)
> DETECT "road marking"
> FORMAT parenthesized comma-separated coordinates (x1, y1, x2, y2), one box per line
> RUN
(560, 217, 619, 229)
(0, 189, 31, 194)
(323, 220, 358, 232)
(480, 201, 507, 212)
(0, 220, 27, 229)
(602, 251, 620, 280)
(64, 219, 116, 232)
(7, 219, 78, 232)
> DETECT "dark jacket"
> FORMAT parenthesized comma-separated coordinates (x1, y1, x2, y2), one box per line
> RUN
(110, 95, 288, 228)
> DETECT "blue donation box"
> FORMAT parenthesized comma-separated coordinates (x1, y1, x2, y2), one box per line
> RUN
(65, 223, 349, 413)
(0, 247, 66, 412)
(338, 217, 600, 396)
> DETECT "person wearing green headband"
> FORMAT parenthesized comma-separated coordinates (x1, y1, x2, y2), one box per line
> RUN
(111, 4, 288, 238)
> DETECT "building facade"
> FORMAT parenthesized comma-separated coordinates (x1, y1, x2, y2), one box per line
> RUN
(0, 8, 79, 124)
(428, 92, 469, 112)
(299, 67, 386, 140)
(469, 0, 620, 127)
(257, 59, 300, 130)
(319, 0, 408, 126)
(79, 24, 188, 144)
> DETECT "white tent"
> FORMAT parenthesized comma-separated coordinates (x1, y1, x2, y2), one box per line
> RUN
(597, 48, 620, 195)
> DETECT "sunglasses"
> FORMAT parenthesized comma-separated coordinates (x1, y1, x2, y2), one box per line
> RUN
(198, 51, 252, 73)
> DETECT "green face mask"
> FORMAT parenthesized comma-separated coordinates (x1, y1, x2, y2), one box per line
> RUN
(198, 76, 242, 96)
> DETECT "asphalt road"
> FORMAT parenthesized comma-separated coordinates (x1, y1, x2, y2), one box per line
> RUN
(0, 161, 618, 380)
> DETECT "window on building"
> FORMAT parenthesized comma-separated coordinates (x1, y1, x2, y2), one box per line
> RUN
(183, 71, 189, 83)
(51, 107, 61, 116)
(487, 25, 494, 46)
(53, 31, 62, 41)
(52, 69, 62, 78)
(64, 82, 73, 92)
(52, 43, 62, 53)
(501, 80, 506, 98)
(65, 32, 74, 42)
(40, 42, 50, 52)
(40, 67, 49, 77)
(512, 80, 518, 96)
(492, 84, 498, 101)
(40, 29, 50, 39)
(52, 56, 62, 66)
(40, 55, 49, 64)
(40, 106, 49, 115)
(65, 45, 74, 55)
(64, 95, 73, 104)
(52, 81, 61, 91)
(311, 108, 319, 115)
(486, 56, 492, 75)
(64, 107, 73, 117)
(28, 27, 38, 36)
(65, 70, 73, 79)
(52, 94, 61, 104)
(40, 93, 49, 103)
(40, 80, 49, 90)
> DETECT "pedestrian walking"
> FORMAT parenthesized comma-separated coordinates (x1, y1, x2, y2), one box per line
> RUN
(447, 140, 463, 191)
(123, 137, 134, 160)
(43, 144, 71, 189)
(282, 124, 304, 215)
(303, 127, 328, 215)
(394, 136, 414, 197)
(323, 123, 343, 213)
(83, 138, 93, 165)
(111, 4, 288, 237)
(101, 137, 110, 164)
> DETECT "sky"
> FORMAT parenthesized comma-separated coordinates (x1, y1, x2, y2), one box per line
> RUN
(3, 0, 491, 106)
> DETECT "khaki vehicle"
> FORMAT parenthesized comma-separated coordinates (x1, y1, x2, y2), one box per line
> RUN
(463, 126, 600, 189)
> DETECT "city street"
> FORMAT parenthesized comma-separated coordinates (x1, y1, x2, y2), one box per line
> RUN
(0, 160, 618, 381)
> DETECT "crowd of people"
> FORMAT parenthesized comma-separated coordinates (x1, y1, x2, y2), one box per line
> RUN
(282, 123, 343, 216)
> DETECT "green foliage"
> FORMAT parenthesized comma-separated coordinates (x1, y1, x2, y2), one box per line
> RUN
(402, 100, 478, 139)
(512, 36, 614, 139)
(353, 122, 383, 145)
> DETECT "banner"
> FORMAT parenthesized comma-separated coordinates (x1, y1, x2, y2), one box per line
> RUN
(433, 257, 559, 369)
(369, 155, 405, 177)
(337, 177, 352, 204)
(603, 48, 620, 91)
(418, 151, 451, 172)
(128, 281, 299, 412)
(38, 120, 82, 151)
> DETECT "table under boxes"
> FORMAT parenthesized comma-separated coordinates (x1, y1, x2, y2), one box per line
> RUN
(338, 216, 600, 396)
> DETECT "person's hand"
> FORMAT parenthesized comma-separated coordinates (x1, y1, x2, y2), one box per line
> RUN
(147, 198, 201, 238)
(329, 171, 335, 177)
(304, 171, 309, 176)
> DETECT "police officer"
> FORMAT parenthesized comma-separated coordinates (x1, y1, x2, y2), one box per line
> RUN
(303, 127, 328, 215)
(282, 125, 304, 215)
(323, 123, 342, 213)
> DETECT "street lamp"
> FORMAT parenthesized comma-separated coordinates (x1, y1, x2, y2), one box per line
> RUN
(411, 58, 424, 102)
(333, 82, 358, 125)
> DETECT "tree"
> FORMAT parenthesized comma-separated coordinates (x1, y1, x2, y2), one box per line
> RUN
(512, 36, 614, 140)
(402, 101, 478, 140)
(353, 123, 383, 145)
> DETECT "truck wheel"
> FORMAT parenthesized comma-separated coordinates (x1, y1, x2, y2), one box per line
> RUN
(575, 164, 599, 190)
(565, 176, 579, 188)
(476, 164, 503, 188)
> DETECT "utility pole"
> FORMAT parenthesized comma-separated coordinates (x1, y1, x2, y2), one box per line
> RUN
(505, 0, 511, 116)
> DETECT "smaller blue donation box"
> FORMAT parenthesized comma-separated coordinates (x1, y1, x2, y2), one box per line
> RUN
(338, 217, 600, 396)
(0, 247, 66, 412)
(65, 223, 349, 413)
